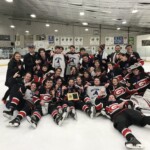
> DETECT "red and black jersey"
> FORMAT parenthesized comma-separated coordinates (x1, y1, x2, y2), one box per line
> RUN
(107, 83, 137, 100)
(105, 100, 125, 120)
(107, 67, 123, 82)
(39, 86, 54, 103)
(128, 73, 150, 95)
(105, 99, 134, 120)
(126, 52, 144, 66)
(64, 85, 80, 101)
(54, 86, 65, 102)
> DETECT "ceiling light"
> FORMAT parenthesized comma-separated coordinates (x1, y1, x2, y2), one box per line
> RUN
(54, 29, 58, 32)
(80, 12, 85, 16)
(85, 28, 89, 31)
(30, 14, 36, 18)
(25, 30, 29, 33)
(82, 22, 88, 26)
(10, 25, 15, 28)
(117, 27, 121, 30)
(122, 21, 127, 24)
(5, 0, 13, 3)
(45, 24, 50, 27)
(132, 9, 138, 13)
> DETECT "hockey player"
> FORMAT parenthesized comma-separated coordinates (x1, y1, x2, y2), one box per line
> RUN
(106, 78, 137, 100)
(3, 72, 32, 110)
(53, 77, 69, 118)
(105, 94, 150, 149)
(93, 60, 107, 75)
(64, 78, 95, 119)
(128, 67, 150, 96)
(7, 82, 40, 127)
(79, 53, 94, 74)
(36, 48, 52, 69)
(107, 62, 123, 82)
(94, 44, 108, 71)
(75, 76, 95, 110)
(26, 79, 65, 128)
(125, 44, 144, 66)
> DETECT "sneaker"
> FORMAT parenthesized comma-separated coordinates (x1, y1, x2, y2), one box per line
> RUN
(70, 109, 77, 120)
(3, 110, 13, 119)
(125, 137, 144, 149)
(54, 114, 64, 126)
(8, 117, 20, 127)
(26, 116, 38, 129)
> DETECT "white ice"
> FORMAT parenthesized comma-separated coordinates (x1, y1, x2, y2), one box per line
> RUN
(0, 63, 150, 150)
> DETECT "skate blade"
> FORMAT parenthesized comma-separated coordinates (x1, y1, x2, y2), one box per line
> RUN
(62, 112, 67, 120)
(90, 113, 94, 119)
(95, 112, 101, 117)
(8, 122, 19, 127)
(3, 113, 12, 120)
(74, 114, 77, 120)
(26, 116, 37, 129)
(126, 143, 144, 149)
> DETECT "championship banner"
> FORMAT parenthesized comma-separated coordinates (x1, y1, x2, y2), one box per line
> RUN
(66, 54, 80, 75)
(86, 86, 106, 104)
(52, 54, 66, 77)
(67, 92, 79, 101)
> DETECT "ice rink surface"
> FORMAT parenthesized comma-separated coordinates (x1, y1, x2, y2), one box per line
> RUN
(0, 63, 150, 150)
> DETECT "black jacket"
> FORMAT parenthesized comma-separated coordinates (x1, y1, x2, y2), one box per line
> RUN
(5, 58, 24, 86)
(23, 52, 38, 74)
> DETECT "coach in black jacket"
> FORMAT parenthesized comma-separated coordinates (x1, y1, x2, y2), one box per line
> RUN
(23, 45, 38, 74)
(107, 45, 121, 64)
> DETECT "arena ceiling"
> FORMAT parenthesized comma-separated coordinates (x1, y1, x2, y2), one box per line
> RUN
(1, 0, 150, 28)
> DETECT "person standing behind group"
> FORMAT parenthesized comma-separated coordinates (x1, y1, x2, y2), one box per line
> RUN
(94, 44, 108, 71)
(23, 45, 38, 74)
(2, 52, 24, 104)
(108, 45, 121, 64)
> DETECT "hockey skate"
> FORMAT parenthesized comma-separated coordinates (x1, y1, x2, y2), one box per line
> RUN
(125, 137, 144, 149)
(54, 114, 65, 126)
(63, 107, 70, 119)
(3, 109, 13, 119)
(58, 107, 63, 114)
(86, 106, 95, 119)
(8, 117, 20, 127)
(26, 115, 38, 129)
(70, 108, 77, 120)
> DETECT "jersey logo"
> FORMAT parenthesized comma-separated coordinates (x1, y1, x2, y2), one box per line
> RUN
(91, 88, 99, 95)
(106, 103, 120, 114)
(114, 87, 126, 97)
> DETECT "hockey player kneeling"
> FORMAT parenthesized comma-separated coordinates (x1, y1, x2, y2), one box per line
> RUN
(105, 94, 150, 149)
(27, 79, 65, 128)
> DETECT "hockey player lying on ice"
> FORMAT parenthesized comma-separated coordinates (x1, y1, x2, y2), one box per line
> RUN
(95, 92, 150, 149)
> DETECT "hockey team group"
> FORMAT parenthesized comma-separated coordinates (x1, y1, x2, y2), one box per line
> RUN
(2, 44, 150, 149)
